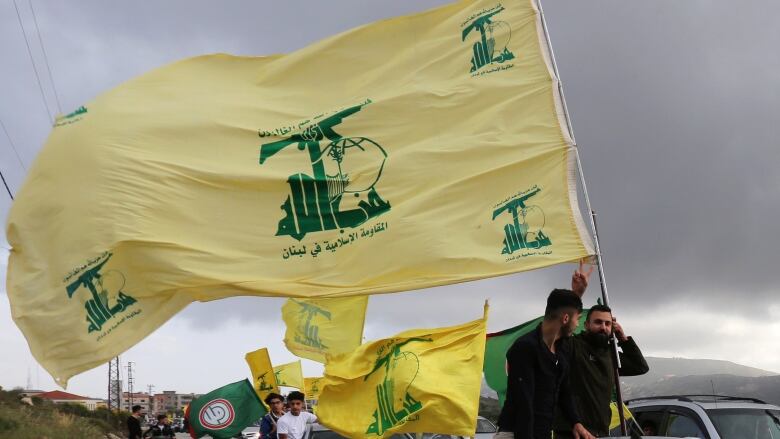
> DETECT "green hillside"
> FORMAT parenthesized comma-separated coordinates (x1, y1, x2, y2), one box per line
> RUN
(0, 387, 127, 439)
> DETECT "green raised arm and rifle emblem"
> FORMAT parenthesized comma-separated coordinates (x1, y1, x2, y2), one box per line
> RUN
(365, 337, 433, 436)
(462, 5, 515, 73)
(259, 102, 390, 241)
(64, 253, 138, 334)
(274, 367, 288, 386)
(257, 372, 275, 392)
(292, 299, 332, 350)
(492, 186, 551, 255)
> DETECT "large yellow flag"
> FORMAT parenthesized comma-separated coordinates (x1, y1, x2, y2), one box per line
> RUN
(304, 377, 324, 401)
(245, 348, 280, 400)
(273, 360, 304, 389)
(282, 296, 367, 363)
(316, 307, 487, 438)
(6, 0, 594, 386)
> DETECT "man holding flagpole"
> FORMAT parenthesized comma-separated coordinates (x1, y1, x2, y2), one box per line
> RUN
(495, 264, 595, 439)
(553, 305, 649, 437)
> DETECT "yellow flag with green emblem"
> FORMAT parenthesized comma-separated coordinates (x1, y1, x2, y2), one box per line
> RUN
(282, 296, 368, 363)
(316, 306, 488, 438)
(304, 377, 324, 401)
(6, 0, 594, 387)
(245, 348, 280, 401)
(273, 360, 304, 389)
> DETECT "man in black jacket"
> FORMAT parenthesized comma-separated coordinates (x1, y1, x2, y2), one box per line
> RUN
(127, 405, 144, 439)
(148, 414, 176, 438)
(553, 305, 649, 437)
(495, 266, 595, 439)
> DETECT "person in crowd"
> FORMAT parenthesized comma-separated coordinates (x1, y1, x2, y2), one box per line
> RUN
(277, 391, 317, 439)
(127, 405, 144, 439)
(641, 420, 658, 436)
(259, 392, 286, 439)
(553, 299, 649, 436)
(494, 264, 595, 439)
(148, 414, 175, 438)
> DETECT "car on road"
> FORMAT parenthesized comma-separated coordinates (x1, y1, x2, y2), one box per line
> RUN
(621, 394, 780, 438)
(239, 425, 260, 439)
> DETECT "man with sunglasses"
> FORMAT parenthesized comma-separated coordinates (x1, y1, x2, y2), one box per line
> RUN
(260, 393, 286, 439)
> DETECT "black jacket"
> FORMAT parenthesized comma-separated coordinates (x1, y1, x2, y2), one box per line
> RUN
(497, 324, 580, 439)
(554, 334, 649, 436)
(127, 416, 143, 439)
(148, 423, 175, 438)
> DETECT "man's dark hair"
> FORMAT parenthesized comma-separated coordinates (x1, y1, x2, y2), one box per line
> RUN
(264, 392, 283, 405)
(544, 289, 583, 319)
(157, 414, 167, 421)
(586, 304, 612, 321)
(287, 391, 305, 403)
(131, 404, 142, 413)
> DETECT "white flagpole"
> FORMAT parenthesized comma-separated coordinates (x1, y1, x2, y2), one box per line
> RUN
(534, 0, 628, 434)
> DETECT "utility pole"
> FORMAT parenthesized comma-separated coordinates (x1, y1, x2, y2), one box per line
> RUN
(107, 357, 121, 412)
(127, 361, 135, 411)
(147, 384, 155, 414)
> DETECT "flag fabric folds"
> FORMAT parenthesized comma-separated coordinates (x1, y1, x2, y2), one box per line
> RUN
(304, 377, 324, 401)
(610, 403, 633, 430)
(282, 296, 368, 363)
(483, 310, 588, 404)
(186, 379, 266, 439)
(317, 307, 488, 438)
(273, 359, 304, 389)
(6, 0, 594, 386)
(245, 348, 280, 401)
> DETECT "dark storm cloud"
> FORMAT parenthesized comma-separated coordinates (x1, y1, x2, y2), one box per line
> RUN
(541, 0, 780, 312)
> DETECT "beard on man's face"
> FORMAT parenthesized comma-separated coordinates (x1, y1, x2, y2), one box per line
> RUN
(584, 330, 610, 347)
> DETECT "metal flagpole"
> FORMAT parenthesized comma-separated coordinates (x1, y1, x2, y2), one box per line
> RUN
(534, 0, 628, 434)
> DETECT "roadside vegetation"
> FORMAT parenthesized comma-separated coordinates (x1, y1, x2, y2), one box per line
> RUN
(0, 387, 127, 439)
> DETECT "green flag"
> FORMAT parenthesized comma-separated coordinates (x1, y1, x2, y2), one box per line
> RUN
(186, 379, 266, 439)
(483, 310, 589, 405)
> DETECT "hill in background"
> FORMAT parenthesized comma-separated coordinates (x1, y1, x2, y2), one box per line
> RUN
(622, 356, 775, 388)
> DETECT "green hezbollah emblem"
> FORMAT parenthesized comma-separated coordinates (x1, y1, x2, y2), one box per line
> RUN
(257, 372, 274, 392)
(364, 337, 433, 436)
(64, 253, 138, 334)
(461, 5, 515, 73)
(274, 368, 288, 386)
(259, 102, 390, 241)
(492, 186, 551, 255)
(292, 299, 332, 350)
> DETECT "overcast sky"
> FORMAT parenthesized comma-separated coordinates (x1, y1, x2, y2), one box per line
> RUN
(2, 0, 779, 399)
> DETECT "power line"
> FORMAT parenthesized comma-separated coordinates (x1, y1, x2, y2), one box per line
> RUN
(0, 117, 27, 171)
(1, 169, 14, 201)
(13, 0, 54, 125)
(28, 0, 62, 114)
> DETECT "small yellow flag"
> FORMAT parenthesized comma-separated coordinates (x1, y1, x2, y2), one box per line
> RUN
(317, 306, 488, 438)
(245, 348, 280, 401)
(282, 296, 368, 363)
(609, 402, 633, 430)
(304, 377, 324, 401)
(273, 360, 304, 390)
